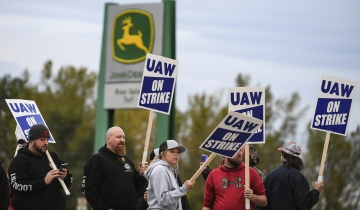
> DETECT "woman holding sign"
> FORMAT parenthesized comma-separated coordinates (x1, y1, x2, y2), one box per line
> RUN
(145, 140, 195, 210)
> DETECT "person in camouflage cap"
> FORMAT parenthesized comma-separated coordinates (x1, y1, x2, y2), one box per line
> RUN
(248, 144, 265, 180)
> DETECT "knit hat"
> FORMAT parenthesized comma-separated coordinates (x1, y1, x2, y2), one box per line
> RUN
(278, 142, 301, 157)
(28, 124, 50, 141)
(159, 140, 186, 154)
(149, 148, 159, 160)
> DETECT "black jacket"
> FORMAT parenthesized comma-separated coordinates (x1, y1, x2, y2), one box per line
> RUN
(7, 147, 72, 210)
(260, 163, 320, 210)
(136, 172, 190, 210)
(82, 145, 147, 210)
(0, 163, 10, 210)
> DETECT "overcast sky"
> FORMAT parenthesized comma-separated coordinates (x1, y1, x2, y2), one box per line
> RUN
(1, 0, 359, 144)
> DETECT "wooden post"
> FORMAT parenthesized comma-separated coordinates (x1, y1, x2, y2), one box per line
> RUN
(46, 150, 70, 196)
(142, 111, 154, 164)
(190, 153, 217, 182)
(245, 144, 250, 209)
(318, 132, 331, 182)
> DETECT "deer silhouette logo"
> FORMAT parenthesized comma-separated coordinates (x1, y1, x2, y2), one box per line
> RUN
(117, 16, 149, 54)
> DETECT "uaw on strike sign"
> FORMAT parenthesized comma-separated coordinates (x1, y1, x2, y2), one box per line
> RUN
(311, 75, 358, 136)
(199, 111, 263, 158)
(5, 99, 55, 143)
(228, 87, 265, 144)
(137, 53, 178, 114)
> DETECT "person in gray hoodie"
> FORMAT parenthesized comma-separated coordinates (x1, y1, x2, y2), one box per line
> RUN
(145, 140, 195, 210)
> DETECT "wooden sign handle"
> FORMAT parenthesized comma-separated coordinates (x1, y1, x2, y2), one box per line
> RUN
(190, 153, 217, 183)
(142, 110, 154, 164)
(245, 144, 250, 210)
(46, 150, 70, 196)
(318, 132, 331, 182)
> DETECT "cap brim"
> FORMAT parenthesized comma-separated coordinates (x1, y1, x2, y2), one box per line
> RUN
(177, 145, 186, 153)
(277, 147, 283, 151)
(168, 145, 186, 153)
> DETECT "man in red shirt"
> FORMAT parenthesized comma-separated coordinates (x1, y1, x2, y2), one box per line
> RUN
(203, 147, 267, 210)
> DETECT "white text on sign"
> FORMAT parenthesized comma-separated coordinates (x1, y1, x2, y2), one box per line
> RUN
(314, 101, 348, 126)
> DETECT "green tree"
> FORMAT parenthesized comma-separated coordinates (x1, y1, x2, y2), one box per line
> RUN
(304, 125, 360, 210)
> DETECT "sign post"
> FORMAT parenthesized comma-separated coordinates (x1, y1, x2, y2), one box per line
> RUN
(137, 53, 179, 164)
(310, 75, 357, 181)
(228, 87, 266, 209)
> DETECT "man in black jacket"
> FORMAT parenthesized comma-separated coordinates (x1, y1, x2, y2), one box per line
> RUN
(260, 142, 324, 210)
(8, 124, 73, 210)
(82, 126, 148, 210)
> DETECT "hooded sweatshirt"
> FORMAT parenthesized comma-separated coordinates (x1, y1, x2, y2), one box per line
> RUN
(145, 159, 188, 210)
(203, 161, 266, 210)
(82, 145, 146, 210)
(7, 147, 72, 210)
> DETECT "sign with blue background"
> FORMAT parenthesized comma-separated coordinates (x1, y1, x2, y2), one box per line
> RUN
(228, 87, 265, 144)
(137, 53, 178, 114)
(5, 99, 55, 143)
(311, 75, 358, 136)
(199, 111, 263, 158)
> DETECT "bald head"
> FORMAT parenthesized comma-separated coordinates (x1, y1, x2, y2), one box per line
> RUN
(106, 126, 126, 155)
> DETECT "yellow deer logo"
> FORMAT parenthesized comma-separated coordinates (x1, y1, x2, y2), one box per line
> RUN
(117, 16, 149, 54)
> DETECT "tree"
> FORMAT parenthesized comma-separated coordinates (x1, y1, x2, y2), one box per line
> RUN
(304, 125, 360, 210)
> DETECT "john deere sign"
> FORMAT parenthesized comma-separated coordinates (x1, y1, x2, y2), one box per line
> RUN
(111, 10, 154, 64)
(104, 3, 164, 109)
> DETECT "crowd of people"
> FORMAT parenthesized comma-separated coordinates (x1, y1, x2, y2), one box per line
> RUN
(0, 124, 325, 210)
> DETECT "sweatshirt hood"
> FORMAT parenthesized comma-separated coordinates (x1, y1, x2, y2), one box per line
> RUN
(99, 144, 118, 156)
(145, 159, 171, 179)
(218, 160, 245, 172)
(17, 146, 45, 158)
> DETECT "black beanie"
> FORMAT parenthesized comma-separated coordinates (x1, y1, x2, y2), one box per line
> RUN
(28, 124, 50, 141)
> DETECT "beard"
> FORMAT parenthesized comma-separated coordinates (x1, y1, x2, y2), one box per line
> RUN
(228, 158, 241, 167)
(115, 144, 126, 155)
(33, 141, 47, 155)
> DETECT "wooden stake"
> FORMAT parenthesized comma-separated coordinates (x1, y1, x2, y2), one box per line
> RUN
(46, 150, 70, 196)
(190, 153, 217, 183)
(318, 132, 331, 182)
(142, 110, 154, 164)
(245, 144, 250, 210)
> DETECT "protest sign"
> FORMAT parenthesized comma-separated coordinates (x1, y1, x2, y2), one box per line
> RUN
(199, 111, 263, 158)
(5, 99, 70, 195)
(5, 99, 55, 143)
(311, 74, 357, 136)
(137, 53, 179, 164)
(190, 111, 263, 184)
(228, 87, 265, 209)
(228, 87, 265, 143)
(310, 75, 358, 182)
(137, 53, 179, 114)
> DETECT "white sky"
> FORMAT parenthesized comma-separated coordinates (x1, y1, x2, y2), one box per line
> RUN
(1, 0, 360, 144)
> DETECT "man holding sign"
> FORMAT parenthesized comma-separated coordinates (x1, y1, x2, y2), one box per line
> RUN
(203, 147, 267, 210)
(260, 142, 324, 210)
(8, 124, 73, 210)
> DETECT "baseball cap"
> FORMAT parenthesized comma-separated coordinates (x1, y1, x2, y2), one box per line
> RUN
(278, 142, 301, 157)
(149, 148, 159, 160)
(159, 140, 186, 154)
(28, 124, 51, 141)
